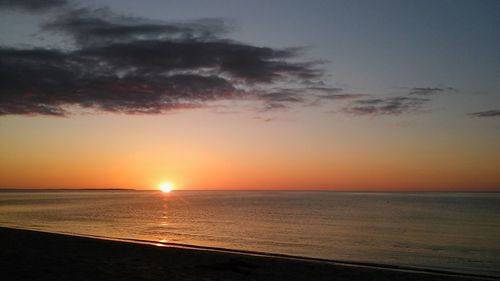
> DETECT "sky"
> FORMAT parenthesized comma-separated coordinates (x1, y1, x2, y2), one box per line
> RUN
(0, 0, 499, 191)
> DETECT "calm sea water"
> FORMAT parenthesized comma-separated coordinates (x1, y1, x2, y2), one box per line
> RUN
(0, 190, 499, 276)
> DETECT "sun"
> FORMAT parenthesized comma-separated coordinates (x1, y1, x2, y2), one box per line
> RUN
(159, 182, 174, 193)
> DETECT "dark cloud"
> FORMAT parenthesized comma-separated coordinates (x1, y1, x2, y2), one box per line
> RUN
(468, 110, 500, 118)
(307, 86, 366, 100)
(343, 96, 429, 115)
(0, 0, 67, 11)
(409, 87, 456, 96)
(42, 9, 318, 83)
(0, 47, 239, 116)
(317, 93, 366, 100)
(74, 41, 316, 83)
(307, 87, 343, 93)
(43, 9, 229, 46)
(0, 8, 327, 116)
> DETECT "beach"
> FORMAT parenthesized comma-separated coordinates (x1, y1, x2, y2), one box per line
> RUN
(0, 227, 492, 281)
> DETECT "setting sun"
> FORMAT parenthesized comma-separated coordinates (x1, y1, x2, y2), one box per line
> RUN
(159, 182, 174, 193)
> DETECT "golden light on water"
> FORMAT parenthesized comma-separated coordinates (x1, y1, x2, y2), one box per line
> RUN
(159, 182, 174, 193)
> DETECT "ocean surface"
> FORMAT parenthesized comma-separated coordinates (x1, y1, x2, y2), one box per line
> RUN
(0, 190, 499, 277)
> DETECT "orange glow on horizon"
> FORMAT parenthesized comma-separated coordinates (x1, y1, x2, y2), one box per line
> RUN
(1, 114, 500, 191)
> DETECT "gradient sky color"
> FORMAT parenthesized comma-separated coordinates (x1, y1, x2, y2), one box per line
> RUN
(1, 0, 499, 190)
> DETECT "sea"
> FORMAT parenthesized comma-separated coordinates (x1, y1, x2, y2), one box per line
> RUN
(0, 190, 499, 277)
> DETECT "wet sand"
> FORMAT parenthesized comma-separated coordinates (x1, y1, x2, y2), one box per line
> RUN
(0, 227, 493, 281)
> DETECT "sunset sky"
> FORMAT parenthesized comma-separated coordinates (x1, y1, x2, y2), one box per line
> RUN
(1, 0, 499, 191)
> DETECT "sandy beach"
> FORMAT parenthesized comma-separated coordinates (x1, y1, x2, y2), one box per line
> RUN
(0, 227, 493, 281)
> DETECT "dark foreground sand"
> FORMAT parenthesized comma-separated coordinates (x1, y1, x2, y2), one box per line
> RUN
(0, 227, 493, 281)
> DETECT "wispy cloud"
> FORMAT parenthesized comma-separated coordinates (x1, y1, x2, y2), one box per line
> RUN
(409, 87, 456, 96)
(468, 110, 500, 118)
(342, 87, 455, 116)
(342, 97, 429, 115)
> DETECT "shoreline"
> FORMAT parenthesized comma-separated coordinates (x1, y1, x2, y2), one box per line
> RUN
(0, 226, 495, 281)
(39, 229, 496, 279)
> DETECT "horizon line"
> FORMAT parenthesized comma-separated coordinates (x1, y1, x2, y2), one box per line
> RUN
(0, 188, 499, 193)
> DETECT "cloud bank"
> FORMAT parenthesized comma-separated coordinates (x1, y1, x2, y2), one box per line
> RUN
(0, 3, 326, 116)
